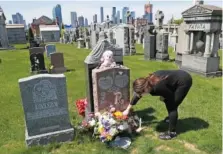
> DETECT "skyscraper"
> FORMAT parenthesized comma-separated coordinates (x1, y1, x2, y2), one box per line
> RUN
(100, 7, 104, 23)
(52, 4, 63, 27)
(8, 20, 12, 24)
(71, 12, 78, 28)
(116, 11, 120, 24)
(12, 13, 24, 24)
(78, 16, 84, 27)
(93, 14, 97, 23)
(130, 11, 136, 20)
(85, 18, 88, 27)
(112, 7, 116, 24)
(122, 7, 129, 24)
(143, 2, 153, 23)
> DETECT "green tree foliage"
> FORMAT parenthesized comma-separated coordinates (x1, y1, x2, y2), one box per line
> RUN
(28, 27, 34, 41)
(174, 18, 184, 25)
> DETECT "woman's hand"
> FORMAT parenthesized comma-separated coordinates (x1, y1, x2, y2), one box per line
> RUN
(122, 104, 132, 116)
(123, 108, 130, 116)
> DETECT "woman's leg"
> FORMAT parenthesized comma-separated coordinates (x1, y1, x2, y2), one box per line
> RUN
(160, 83, 192, 140)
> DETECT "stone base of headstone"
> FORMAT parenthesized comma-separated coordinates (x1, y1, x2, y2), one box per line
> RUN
(51, 67, 67, 74)
(155, 52, 169, 61)
(25, 128, 74, 147)
(180, 54, 222, 77)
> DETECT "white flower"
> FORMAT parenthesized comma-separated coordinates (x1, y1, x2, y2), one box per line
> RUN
(89, 119, 96, 126)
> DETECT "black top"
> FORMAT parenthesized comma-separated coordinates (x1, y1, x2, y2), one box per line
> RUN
(130, 70, 192, 105)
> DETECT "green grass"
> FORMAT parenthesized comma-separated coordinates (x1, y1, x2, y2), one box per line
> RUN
(0, 43, 222, 154)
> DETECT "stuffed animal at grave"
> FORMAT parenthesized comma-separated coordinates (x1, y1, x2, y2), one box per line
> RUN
(99, 50, 116, 69)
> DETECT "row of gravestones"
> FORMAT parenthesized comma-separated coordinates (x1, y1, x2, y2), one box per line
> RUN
(18, 37, 129, 148)
(29, 44, 67, 74)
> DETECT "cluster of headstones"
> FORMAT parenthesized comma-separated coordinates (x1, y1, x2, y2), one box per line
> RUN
(29, 44, 67, 74)
(143, 10, 170, 61)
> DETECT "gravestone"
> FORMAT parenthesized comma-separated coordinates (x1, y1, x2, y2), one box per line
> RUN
(129, 25, 136, 55)
(85, 37, 91, 49)
(92, 67, 130, 112)
(144, 25, 156, 60)
(77, 38, 85, 48)
(18, 74, 74, 147)
(156, 32, 169, 61)
(50, 53, 67, 74)
(84, 40, 123, 118)
(29, 47, 47, 73)
(45, 44, 56, 58)
(0, 6, 9, 49)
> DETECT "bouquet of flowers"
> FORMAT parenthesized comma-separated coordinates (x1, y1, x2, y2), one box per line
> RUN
(81, 107, 141, 143)
(75, 98, 87, 117)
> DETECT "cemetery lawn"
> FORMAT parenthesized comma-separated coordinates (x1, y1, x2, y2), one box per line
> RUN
(0, 44, 222, 154)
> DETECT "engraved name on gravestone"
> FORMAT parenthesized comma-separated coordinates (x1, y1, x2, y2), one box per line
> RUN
(45, 44, 56, 57)
(92, 67, 130, 112)
(19, 74, 74, 144)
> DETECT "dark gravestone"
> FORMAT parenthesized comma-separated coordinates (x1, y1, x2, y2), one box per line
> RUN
(50, 52, 67, 74)
(92, 67, 130, 112)
(29, 47, 47, 73)
(144, 35, 155, 60)
(84, 40, 123, 117)
(18, 74, 74, 147)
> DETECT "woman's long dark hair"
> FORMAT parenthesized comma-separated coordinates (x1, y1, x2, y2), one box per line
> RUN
(133, 73, 167, 95)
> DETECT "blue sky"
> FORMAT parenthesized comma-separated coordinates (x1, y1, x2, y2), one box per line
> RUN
(0, 0, 222, 25)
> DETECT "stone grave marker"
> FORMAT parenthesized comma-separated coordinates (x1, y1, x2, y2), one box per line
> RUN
(45, 44, 56, 57)
(29, 47, 47, 73)
(50, 52, 67, 74)
(92, 67, 130, 112)
(77, 38, 85, 48)
(18, 74, 74, 147)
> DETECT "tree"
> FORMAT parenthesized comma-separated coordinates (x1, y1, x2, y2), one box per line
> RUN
(61, 23, 64, 29)
(28, 27, 34, 41)
(173, 18, 184, 25)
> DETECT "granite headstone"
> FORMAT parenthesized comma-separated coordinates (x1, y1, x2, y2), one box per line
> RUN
(18, 74, 74, 147)
(50, 53, 67, 74)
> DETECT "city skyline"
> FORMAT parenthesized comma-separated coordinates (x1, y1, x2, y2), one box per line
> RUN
(1, 1, 221, 25)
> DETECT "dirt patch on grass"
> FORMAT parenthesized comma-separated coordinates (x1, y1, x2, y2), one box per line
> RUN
(179, 140, 206, 154)
(155, 145, 174, 152)
(131, 148, 139, 154)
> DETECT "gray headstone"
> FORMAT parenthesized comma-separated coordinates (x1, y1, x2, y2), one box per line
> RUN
(50, 52, 67, 74)
(18, 74, 74, 147)
(29, 47, 45, 56)
(144, 35, 155, 60)
(45, 44, 56, 57)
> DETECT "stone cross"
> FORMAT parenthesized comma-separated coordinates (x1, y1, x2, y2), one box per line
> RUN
(155, 10, 164, 28)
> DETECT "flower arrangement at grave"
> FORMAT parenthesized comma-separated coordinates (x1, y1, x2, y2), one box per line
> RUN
(75, 98, 142, 143)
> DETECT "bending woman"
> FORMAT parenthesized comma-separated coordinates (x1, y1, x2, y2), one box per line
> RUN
(123, 70, 192, 140)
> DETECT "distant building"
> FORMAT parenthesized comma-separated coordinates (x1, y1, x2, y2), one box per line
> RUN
(78, 16, 84, 27)
(122, 7, 129, 24)
(112, 7, 116, 24)
(52, 4, 63, 28)
(134, 18, 148, 27)
(71, 12, 77, 28)
(143, 2, 153, 23)
(12, 12, 26, 28)
(130, 11, 136, 19)
(93, 14, 97, 23)
(100, 7, 104, 23)
(8, 20, 12, 24)
(85, 18, 88, 27)
(116, 11, 120, 24)
(39, 25, 60, 42)
(6, 24, 26, 44)
(31, 15, 56, 37)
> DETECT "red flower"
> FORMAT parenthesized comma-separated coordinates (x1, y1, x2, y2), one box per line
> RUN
(75, 98, 87, 117)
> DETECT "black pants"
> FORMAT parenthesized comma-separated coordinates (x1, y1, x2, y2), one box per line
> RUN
(164, 78, 192, 132)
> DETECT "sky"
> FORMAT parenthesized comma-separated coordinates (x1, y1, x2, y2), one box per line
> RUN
(0, 0, 222, 25)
